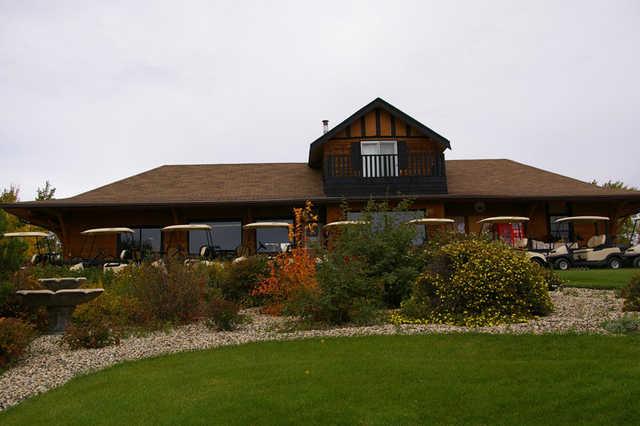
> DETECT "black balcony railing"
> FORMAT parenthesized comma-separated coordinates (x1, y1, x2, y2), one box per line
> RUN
(323, 153, 447, 196)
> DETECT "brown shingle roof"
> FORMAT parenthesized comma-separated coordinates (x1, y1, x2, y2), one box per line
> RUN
(4, 159, 640, 208)
(69, 163, 325, 204)
(445, 159, 639, 198)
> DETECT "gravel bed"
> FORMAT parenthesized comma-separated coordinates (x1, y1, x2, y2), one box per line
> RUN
(0, 287, 627, 411)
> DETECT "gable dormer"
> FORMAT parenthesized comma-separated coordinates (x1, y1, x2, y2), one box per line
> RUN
(308, 98, 451, 197)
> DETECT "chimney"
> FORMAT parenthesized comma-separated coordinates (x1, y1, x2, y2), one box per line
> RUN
(322, 120, 329, 134)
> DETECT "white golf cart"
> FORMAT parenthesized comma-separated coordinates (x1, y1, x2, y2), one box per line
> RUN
(546, 216, 624, 270)
(76, 227, 135, 269)
(623, 217, 640, 268)
(161, 224, 215, 262)
(2, 231, 62, 265)
(242, 222, 292, 254)
(477, 216, 548, 266)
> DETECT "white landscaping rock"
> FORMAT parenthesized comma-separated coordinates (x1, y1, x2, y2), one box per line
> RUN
(0, 288, 625, 411)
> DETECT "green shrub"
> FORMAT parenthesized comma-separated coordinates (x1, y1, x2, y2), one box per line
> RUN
(621, 272, 640, 312)
(0, 317, 35, 368)
(204, 256, 269, 304)
(112, 261, 207, 326)
(602, 314, 640, 334)
(313, 253, 382, 325)
(62, 293, 135, 349)
(398, 238, 553, 326)
(63, 316, 121, 349)
(0, 280, 17, 317)
(333, 200, 420, 308)
(206, 297, 241, 331)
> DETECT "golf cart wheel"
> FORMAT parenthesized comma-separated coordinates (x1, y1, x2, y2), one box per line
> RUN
(554, 258, 570, 271)
(607, 257, 622, 270)
(530, 258, 545, 267)
(634, 257, 640, 268)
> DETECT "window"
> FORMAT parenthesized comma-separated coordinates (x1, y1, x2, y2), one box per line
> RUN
(361, 140, 398, 177)
(188, 221, 242, 255)
(256, 219, 293, 253)
(549, 215, 571, 242)
(347, 211, 424, 245)
(118, 228, 162, 255)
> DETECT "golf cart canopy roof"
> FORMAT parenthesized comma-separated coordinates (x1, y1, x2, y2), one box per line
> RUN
(323, 220, 370, 228)
(3, 231, 50, 238)
(243, 222, 291, 230)
(81, 227, 135, 235)
(406, 218, 455, 225)
(161, 224, 212, 232)
(478, 216, 530, 224)
(554, 216, 610, 223)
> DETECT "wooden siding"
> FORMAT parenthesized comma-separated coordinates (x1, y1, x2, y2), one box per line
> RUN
(17, 199, 631, 260)
(322, 108, 442, 160)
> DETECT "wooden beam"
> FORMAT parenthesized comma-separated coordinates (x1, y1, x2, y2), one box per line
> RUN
(360, 116, 366, 137)
(390, 115, 396, 137)
(375, 109, 381, 136)
(171, 207, 181, 225)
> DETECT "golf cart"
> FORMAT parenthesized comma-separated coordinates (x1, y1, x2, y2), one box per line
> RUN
(546, 216, 624, 270)
(75, 227, 135, 269)
(161, 224, 215, 262)
(2, 231, 62, 266)
(478, 216, 548, 266)
(623, 217, 640, 268)
(242, 222, 292, 254)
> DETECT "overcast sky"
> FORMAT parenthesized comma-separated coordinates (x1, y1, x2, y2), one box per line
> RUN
(1, 0, 639, 200)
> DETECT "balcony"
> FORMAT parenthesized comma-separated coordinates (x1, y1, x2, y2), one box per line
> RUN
(323, 153, 447, 197)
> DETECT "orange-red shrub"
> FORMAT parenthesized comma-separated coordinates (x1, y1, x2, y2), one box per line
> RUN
(251, 248, 318, 315)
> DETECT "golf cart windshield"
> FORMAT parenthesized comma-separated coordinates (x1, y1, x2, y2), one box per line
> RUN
(478, 217, 529, 247)
(243, 222, 292, 253)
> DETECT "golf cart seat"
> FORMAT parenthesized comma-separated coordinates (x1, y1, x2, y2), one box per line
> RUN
(120, 249, 132, 262)
(574, 235, 607, 254)
(514, 238, 528, 249)
(199, 245, 212, 259)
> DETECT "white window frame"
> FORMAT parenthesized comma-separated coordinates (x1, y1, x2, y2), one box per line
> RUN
(360, 140, 398, 177)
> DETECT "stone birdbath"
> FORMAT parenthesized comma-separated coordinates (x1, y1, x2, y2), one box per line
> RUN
(17, 277, 104, 334)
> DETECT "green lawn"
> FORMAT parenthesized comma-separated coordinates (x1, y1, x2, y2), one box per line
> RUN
(2, 334, 640, 425)
(558, 268, 638, 289)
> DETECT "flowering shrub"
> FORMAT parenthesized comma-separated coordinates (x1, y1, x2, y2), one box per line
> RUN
(252, 248, 318, 315)
(540, 268, 565, 291)
(0, 317, 35, 368)
(397, 238, 553, 326)
(621, 272, 640, 312)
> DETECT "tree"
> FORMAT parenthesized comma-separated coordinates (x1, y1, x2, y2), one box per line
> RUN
(592, 180, 639, 245)
(36, 180, 56, 201)
(0, 185, 21, 232)
(0, 186, 27, 279)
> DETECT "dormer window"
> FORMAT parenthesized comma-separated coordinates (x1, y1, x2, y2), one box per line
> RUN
(360, 140, 398, 177)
